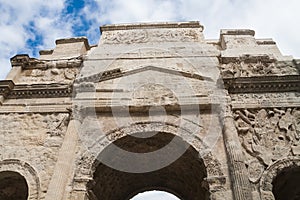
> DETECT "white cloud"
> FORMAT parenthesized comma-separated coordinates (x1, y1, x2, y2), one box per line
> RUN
(1, 0, 299, 80)
(0, 0, 70, 79)
(84, 0, 300, 58)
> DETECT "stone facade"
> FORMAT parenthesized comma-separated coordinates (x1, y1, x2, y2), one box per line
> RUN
(0, 21, 299, 200)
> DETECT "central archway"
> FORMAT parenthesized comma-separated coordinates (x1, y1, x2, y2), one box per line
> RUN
(87, 132, 209, 200)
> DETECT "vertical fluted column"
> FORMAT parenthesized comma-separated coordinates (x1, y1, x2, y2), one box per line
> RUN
(45, 112, 80, 200)
(222, 105, 253, 200)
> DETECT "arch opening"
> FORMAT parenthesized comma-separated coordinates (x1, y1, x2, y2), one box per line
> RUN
(272, 166, 300, 200)
(0, 171, 28, 200)
(87, 132, 209, 200)
(130, 190, 181, 200)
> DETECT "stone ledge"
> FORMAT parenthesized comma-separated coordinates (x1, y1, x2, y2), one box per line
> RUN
(220, 29, 255, 36)
(220, 54, 276, 64)
(39, 50, 54, 55)
(0, 80, 15, 97)
(0, 81, 73, 99)
(10, 54, 30, 67)
(256, 39, 276, 45)
(100, 21, 204, 33)
(224, 75, 300, 93)
(55, 37, 91, 50)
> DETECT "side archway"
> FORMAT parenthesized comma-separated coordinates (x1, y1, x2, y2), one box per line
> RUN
(0, 159, 41, 200)
(260, 157, 300, 200)
(0, 171, 28, 200)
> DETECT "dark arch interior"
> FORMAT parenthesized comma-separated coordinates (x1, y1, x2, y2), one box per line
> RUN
(88, 132, 209, 200)
(0, 171, 28, 200)
(272, 166, 300, 200)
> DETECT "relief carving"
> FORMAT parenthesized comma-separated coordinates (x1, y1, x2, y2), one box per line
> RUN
(231, 92, 300, 103)
(19, 68, 79, 84)
(234, 108, 300, 183)
(132, 83, 178, 105)
(221, 60, 298, 78)
(102, 29, 200, 44)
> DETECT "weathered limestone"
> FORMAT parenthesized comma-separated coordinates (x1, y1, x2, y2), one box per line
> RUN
(0, 21, 299, 200)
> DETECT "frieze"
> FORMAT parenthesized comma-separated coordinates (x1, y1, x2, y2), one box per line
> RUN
(231, 92, 300, 102)
(19, 67, 79, 84)
(11, 55, 82, 69)
(234, 108, 300, 183)
(0, 79, 72, 99)
(8, 83, 72, 99)
(101, 29, 202, 44)
(220, 59, 299, 78)
(230, 92, 300, 108)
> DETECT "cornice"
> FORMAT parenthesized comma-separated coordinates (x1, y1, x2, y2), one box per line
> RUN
(223, 75, 300, 93)
(10, 54, 83, 69)
(0, 80, 72, 99)
(0, 80, 15, 97)
(100, 21, 203, 33)
(74, 66, 213, 85)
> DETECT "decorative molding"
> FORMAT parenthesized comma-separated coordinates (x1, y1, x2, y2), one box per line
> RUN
(11, 54, 83, 69)
(10, 84, 72, 99)
(75, 66, 212, 85)
(0, 80, 72, 99)
(0, 80, 14, 97)
(101, 28, 203, 44)
(223, 75, 300, 94)
(100, 21, 203, 33)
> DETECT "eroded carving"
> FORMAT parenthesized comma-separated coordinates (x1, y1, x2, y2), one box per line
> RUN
(19, 68, 79, 84)
(234, 108, 300, 183)
(132, 83, 178, 105)
(102, 29, 201, 44)
(231, 92, 300, 103)
(221, 60, 298, 78)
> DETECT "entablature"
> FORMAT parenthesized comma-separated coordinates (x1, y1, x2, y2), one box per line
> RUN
(223, 75, 300, 94)
(0, 80, 72, 99)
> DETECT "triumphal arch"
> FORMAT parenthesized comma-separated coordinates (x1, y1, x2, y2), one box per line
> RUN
(0, 21, 299, 200)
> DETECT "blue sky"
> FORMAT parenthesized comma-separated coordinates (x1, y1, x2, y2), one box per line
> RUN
(0, 1, 299, 199)
(1, 0, 300, 80)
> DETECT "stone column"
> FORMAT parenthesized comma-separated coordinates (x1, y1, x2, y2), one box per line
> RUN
(222, 105, 253, 200)
(45, 112, 80, 200)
